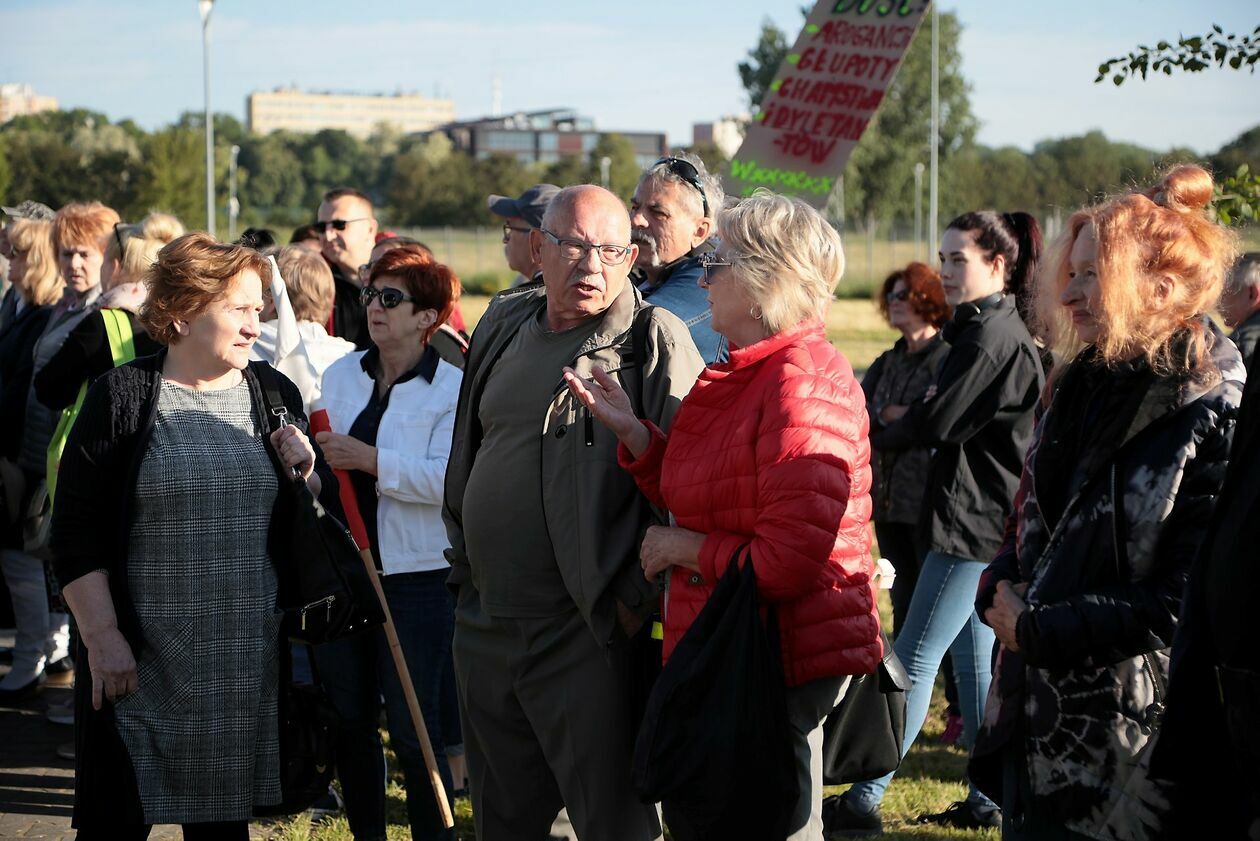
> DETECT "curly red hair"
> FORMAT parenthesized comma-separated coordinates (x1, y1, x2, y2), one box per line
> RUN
(876, 261, 951, 329)
(368, 245, 460, 346)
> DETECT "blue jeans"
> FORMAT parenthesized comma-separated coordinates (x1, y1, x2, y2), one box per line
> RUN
(314, 569, 455, 841)
(846, 550, 997, 813)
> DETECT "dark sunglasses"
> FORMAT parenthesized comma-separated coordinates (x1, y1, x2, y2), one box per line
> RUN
(313, 218, 369, 234)
(886, 290, 910, 303)
(113, 221, 128, 256)
(653, 157, 709, 217)
(360, 285, 415, 309)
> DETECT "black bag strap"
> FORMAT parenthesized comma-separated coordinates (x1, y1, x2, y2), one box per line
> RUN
(620, 304, 655, 420)
(251, 362, 302, 482)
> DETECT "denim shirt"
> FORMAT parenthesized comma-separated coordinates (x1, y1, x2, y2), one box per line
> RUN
(637, 251, 728, 364)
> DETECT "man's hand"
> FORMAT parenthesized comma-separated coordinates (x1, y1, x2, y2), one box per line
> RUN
(616, 599, 651, 639)
(985, 579, 1028, 653)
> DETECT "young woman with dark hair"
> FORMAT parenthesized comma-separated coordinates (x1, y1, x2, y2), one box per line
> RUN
(827, 210, 1045, 836)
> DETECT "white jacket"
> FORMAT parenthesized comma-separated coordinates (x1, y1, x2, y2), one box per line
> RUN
(319, 349, 461, 576)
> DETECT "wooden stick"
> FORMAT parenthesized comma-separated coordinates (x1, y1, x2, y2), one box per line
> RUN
(360, 546, 455, 829)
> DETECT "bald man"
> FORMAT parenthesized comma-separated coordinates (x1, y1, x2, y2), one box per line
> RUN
(443, 186, 703, 841)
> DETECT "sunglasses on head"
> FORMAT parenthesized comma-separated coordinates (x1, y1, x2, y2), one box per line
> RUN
(653, 157, 709, 218)
(359, 285, 415, 309)
(313, 218, 368, 234)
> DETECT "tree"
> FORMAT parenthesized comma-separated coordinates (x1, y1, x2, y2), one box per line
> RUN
(1096, 24, 1260, 85)
(0, 143, 11, 205)
(738, 20, 790, 110)
(133, 127, 205, 227)
(584, 134, 640, 200)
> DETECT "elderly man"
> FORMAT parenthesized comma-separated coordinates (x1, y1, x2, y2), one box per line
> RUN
(316, 186, 378, 349)
(1219, 252, 1260, 368)
(488, 183, 560, 287)
(444, 185, 703, 841)
(630, 153, 727, 363)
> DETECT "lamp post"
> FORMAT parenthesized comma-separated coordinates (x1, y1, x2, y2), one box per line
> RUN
(928, 2, 939, 251)
(199, 0, 216, 237)
(228, 144, 240, 241)
(599, 156, 612, 189)
(914, 162, 925, 261)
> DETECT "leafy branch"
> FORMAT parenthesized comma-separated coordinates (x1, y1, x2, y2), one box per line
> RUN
(1095, 24, 1260, 85)
(1214, 164, 1260, 226)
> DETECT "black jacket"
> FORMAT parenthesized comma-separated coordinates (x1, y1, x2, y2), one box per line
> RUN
(0, 303, 52, 462)
(33, 308, 162, 411)
(971, 325, 1243, 837)
(1152, 340, 1260, 836)
(49, 353, 336, 654)
(870, 294, 1043, 562)
(329, 264, 370, 350)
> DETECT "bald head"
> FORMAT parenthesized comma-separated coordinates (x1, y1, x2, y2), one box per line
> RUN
(534, 185, 639, 332)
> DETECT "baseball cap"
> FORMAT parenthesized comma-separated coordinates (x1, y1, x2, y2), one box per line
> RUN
(487, 184, 561, 230)
(1, 200, 55, 221)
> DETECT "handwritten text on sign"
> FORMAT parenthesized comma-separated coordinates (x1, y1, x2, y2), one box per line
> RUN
(724, 0, 930, 208)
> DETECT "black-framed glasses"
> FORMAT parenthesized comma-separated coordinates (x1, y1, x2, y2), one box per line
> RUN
(541, 230, 631, 266)
(652, 156, 709, 218)
(313, 218, 369, 235)
(502, 223, 532, 244)
(886, 289, 910, 303)
(698, 252, 735, 287)
(360, 285, 415, 309)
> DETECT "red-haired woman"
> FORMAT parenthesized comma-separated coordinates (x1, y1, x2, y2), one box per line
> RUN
(970, 165, 1243, 839)
(313, 246, 463, 841)
(863, 262, 951, 634)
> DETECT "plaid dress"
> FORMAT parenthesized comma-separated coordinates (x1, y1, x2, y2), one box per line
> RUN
(113, 378, 282, 823)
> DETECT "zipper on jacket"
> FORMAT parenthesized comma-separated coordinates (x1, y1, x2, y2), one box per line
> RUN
(300, 595, 336, 631)
(1140, 652, 1167, 733)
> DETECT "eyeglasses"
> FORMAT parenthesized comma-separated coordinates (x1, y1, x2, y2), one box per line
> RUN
(359, 285, 415, 309)
(313, 218, 369, 235)
(698, 252, 736, 287)
(886, 290, 910, 303)
(113, 221, 128, 256)
(652, 157, 709, 218)
(541, 230, 631, 266)
(502, 223, 532, 244)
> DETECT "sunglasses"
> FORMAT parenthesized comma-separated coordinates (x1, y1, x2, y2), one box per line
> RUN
(113, 221, 128, 256)
(886, 290, 910, 303)
(359, 285, 416, 309)
(313, 218, 369, 234)
(653, 157, 709, 217)
(698, 252, 736, 287)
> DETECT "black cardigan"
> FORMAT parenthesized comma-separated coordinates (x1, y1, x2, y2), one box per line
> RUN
(33, 308, 163, 411)
(49, 352, 337, 652)
(0, 303, 52, 462)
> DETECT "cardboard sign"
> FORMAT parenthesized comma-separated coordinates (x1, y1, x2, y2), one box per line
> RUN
(724, 0, 931, 207)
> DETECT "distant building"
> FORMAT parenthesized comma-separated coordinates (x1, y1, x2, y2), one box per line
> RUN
(247, 87, 456, 138)
(0, 84, 59, 124)
(693, 116, 746, 160)
(442, 109, 668, 169)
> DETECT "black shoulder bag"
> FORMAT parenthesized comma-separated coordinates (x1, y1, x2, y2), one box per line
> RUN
(253, 362, 385, 645)
(820, 629, 910, 785)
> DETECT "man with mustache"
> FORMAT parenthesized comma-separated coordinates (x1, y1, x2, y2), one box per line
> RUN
(444, 185, 703, 841)
(630, 153, 727, 363)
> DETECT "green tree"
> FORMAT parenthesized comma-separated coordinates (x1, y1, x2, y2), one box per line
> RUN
(584, 134, 640, 200)
(1096, 24, 1260, 85)
(133, 127, 205, 227)
(237, 133, 307, 227)
(0, 142, 11, 205)
(738, 19, 791, 110)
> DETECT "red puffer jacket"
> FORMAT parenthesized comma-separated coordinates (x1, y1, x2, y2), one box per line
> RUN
(620, 318, 882, 687)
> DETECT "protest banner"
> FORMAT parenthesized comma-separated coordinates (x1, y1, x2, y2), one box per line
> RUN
(724, 0, 931, 208)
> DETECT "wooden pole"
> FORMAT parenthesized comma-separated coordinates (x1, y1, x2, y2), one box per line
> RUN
(360, 546, 454, 829)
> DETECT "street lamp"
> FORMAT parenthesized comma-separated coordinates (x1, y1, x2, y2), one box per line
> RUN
(913, 162, 925, 261)
(599, 156, 612, 190)
(199, 0, 216, 237)
(228, 144, 240, 241)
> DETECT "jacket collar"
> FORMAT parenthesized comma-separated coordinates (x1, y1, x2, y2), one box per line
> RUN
(718, 318, 825, 373)
(358, 344, 439, 385)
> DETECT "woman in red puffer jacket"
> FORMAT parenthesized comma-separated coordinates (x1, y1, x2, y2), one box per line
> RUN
(565, 191, 880, 841)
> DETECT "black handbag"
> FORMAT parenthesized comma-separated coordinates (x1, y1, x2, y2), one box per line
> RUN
(632, 550, 796, 841)
(254, 645, 339, 817)
(820, 629, 910, 785)
(253, 362, 385, 645)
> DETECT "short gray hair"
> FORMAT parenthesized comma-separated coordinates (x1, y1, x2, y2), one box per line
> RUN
(1226, 252, 1260, 294)
(638, 151, 725, 221)
(718, 190, 845, 335)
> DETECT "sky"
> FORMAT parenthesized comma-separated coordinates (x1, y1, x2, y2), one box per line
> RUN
(1, 0, 1257, 155)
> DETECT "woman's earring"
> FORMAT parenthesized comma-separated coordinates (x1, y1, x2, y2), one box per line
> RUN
(749, 305, 763, 320)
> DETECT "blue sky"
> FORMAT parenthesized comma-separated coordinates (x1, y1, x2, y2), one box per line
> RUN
(1, 0, 1256, 154)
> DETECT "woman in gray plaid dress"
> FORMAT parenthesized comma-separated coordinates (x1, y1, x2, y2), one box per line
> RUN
(49, 234, 327, 840)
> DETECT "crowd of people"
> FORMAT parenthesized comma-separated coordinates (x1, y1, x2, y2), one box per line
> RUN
(0, 153, 1254, 841)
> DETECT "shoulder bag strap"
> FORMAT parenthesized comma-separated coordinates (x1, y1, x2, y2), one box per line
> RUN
(101, 309, 136, 367)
